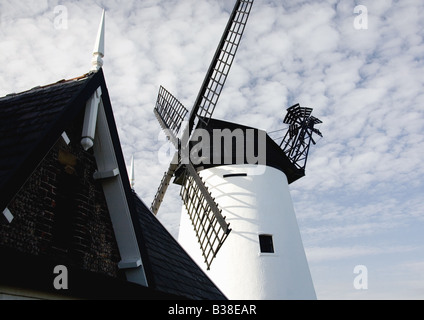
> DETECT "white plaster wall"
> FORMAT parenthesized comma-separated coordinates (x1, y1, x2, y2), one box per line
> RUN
(178, 164, 316, 300)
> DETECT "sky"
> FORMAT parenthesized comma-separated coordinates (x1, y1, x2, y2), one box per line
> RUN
(0, 0, 423, 300)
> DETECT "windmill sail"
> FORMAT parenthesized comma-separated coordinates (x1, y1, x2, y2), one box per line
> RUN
(154, 86, 188, 148)
(180, 162, 231, 270)
(151, 153, 179, 215)
(187, 0, 254, 135)
(152, 87, 188, 214)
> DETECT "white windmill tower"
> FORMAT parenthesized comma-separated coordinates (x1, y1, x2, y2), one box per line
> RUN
(151, 0, 322, 300)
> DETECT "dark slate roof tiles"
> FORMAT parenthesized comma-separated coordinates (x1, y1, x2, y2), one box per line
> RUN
(132, 192, 226, 300)
(0, 76, 90, 197)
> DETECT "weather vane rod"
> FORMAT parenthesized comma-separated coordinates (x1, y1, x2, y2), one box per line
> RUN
(91, 9, 105, 72)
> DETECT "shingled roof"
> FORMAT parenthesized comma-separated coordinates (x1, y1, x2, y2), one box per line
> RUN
(0, 76, 91, 212)
(0, 70, 226, 300)
(132, 192, 225, 299)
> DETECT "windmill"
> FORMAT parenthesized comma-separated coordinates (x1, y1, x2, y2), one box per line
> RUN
(151, 0, 322, 300)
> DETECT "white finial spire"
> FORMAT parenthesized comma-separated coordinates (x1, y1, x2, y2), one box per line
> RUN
(91, 9, 105, 72)
(130, 155, 135, 189)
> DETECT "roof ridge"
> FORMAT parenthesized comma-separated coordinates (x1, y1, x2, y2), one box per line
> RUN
(1, 73, 92, 100)
(39, 73, 91, 89)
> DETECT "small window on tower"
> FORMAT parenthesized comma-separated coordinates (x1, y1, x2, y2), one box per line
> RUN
(259, 235, 274, 253)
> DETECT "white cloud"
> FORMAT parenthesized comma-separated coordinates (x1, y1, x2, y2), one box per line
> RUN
(306, 245, 416, 263)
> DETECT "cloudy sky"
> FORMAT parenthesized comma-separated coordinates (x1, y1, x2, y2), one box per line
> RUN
(1, 0, 423, 300)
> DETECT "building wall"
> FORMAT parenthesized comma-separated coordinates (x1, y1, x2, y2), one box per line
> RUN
(179, 164, 316, 300)
(0, 112, 122, 279)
